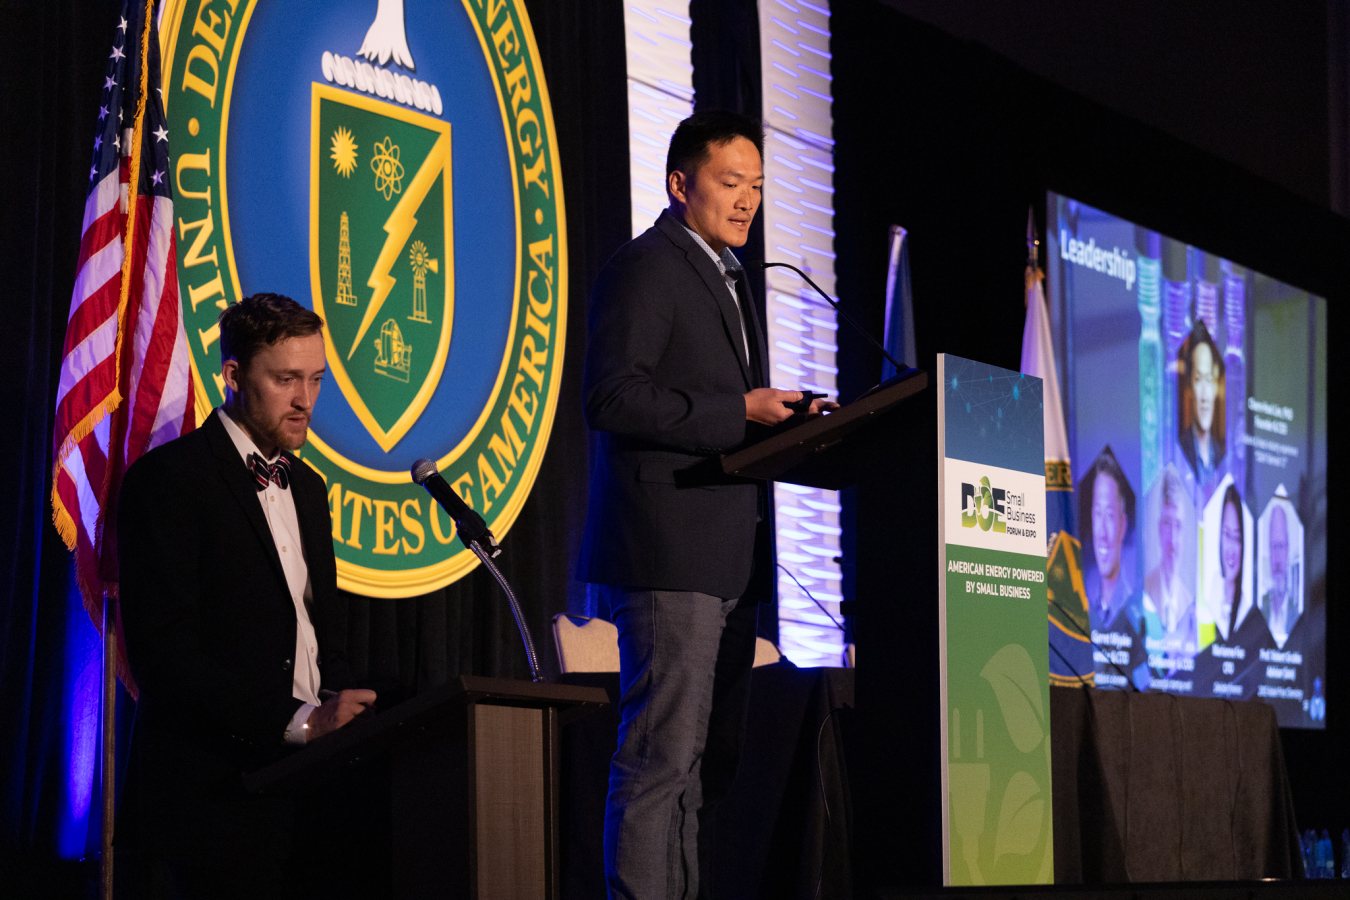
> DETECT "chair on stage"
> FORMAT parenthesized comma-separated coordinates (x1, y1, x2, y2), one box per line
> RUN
(553, 614, 621, 673)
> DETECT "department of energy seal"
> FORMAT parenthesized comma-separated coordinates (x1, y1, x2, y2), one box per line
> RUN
(160, 0, 566, 597)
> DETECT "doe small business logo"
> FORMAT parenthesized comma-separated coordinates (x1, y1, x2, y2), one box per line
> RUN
(161, 0, 565, 597)
(961, 476, 1007, 533)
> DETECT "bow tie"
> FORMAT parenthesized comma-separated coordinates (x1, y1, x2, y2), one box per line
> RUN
(248, 452, 290, 492)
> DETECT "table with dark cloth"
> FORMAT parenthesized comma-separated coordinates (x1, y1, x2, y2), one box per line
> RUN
(560, 669, 1301, 894)
(559, 664, 856, 899)
(1050, 685, 1302, 883)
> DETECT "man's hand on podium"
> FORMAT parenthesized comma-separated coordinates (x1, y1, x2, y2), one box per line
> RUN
(744, 388, 840, 425)
(745, 388, 801, 425)
(307, 689, 377, 742)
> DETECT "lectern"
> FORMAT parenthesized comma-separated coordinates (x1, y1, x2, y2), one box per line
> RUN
(723, 357, 1052, 891)
(244, 675, 609, 900)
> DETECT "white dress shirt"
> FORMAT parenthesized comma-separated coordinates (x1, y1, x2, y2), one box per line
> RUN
(682, 221, 751, 366)
(218, 408, 321, 744)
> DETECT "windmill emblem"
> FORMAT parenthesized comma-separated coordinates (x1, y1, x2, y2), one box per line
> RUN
(408, 239, 437, 323)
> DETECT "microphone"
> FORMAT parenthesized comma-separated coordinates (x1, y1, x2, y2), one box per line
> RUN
(412, 459, 540, 680)
(757, 261, 919, 396)
(410, 458, 500, 557)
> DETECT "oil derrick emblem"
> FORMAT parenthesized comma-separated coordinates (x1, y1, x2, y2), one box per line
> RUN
(374, 318, 411, 383)
(335, 211, 359, 306)
(408, 240, 437, 323)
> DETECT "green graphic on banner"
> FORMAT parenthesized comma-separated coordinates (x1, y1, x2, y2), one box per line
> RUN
(945, 543, 1053, 885)
(938, 353, 1051, 886)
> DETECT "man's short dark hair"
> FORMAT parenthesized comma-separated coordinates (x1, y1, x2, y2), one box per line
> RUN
(665, 110, 764, 182)
(219, 293, 324, 371)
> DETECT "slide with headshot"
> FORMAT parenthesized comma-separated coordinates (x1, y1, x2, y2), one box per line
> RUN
(1048, 193, 1327, 728)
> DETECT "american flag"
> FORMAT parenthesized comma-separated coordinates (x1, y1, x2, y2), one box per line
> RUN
(51, 0, 195, 691)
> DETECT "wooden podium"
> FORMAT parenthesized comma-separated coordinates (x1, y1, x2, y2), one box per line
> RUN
(244, 675, 609, 900)
(722, 369, 948, 891)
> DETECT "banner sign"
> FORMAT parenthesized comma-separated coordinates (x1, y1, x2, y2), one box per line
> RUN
(160, 0, 566, 596)
(938, 354, 1053, 885)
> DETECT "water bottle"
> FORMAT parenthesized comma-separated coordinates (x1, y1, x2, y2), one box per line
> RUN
(1303, 829, 1316, 877)
(1320, 829, 1334, 878)
(1340, 828, 1348, 878)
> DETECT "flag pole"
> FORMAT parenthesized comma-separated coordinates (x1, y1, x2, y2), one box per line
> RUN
(1026, 204, 1040, 271)
(101, 598, 116, 900)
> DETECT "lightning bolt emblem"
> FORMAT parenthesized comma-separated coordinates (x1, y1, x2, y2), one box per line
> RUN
(348, 131, 452, 360)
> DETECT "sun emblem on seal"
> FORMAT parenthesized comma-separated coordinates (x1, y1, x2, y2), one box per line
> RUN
(330, 126, 358, 177)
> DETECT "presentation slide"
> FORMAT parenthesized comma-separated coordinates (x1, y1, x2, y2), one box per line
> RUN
(1048, 193, 1327, 728)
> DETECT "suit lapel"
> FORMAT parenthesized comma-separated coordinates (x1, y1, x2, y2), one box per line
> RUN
(204, 410, 290, 592)
(657, 211, 755, 389)
(737, 274, 769, 389)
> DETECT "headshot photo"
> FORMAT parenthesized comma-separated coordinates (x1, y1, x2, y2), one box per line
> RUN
(1142, 464, 1198, 658)
(1177, 319, 1227, 487)
(1198, 475, 1254, 646)
(1257, 487, 1305, 650)
(1076, 445, 1140, 634)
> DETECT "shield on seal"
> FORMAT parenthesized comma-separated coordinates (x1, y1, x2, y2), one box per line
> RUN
(310, 82, 454, 452)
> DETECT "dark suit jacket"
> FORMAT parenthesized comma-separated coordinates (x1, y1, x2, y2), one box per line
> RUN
(577, 210, 771, 600)
(117, 409, 351, 857)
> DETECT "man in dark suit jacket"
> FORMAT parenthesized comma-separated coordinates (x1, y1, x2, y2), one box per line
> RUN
(118, 293, 375, 899)
(578, 111, 833, 900)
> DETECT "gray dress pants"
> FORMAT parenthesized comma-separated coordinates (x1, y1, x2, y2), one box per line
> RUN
(599, 588, 758, 900)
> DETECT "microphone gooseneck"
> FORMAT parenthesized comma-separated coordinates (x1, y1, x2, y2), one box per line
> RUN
(411, 459, 542, 682)
(759, 260, 910, 377)
(468, 540, 542, 683)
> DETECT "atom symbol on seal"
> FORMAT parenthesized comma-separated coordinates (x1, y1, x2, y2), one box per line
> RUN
(371, 136, 404, 200)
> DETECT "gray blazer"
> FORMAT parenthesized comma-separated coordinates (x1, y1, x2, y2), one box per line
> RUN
(577, 210, 771, 599)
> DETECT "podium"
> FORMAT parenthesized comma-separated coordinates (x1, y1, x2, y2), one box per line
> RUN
(723, 369, 944, 891)
(244, 675, 609, 900)
(723, 357, 1053, 891)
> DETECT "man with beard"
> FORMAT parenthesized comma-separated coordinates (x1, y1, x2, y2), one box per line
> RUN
(1259, 504, 1300, 649)
(117, 293, 376, 898)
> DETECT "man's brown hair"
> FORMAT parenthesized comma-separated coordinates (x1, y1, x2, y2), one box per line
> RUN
(218, 293, 324, 371)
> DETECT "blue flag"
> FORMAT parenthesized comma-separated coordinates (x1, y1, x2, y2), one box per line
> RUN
(881, 226, 915, 379)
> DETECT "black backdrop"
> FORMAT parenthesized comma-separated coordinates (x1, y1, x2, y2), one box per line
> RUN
(4, 0, 1350, 889)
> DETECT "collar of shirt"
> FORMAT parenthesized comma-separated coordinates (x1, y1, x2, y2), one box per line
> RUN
(218, 407, 285, 473)
(679, 219, 745, 283)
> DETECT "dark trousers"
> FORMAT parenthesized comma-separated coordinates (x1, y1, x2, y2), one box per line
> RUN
(599, 588, 758, 900)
